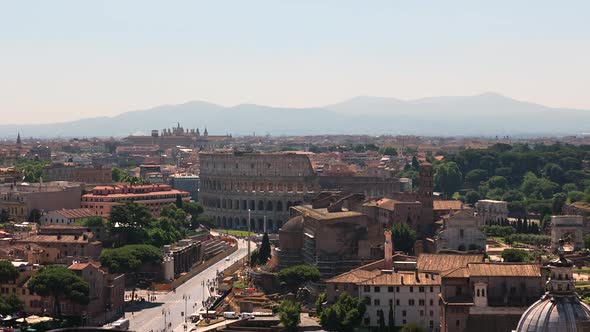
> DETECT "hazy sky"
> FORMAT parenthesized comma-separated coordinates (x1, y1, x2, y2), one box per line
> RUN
(1, 1, 589, 124)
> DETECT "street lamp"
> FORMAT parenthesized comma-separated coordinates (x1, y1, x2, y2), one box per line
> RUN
(183, 294, 191, 323)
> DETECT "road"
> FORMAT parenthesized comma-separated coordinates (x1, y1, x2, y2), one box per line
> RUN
(123, 238, 253, 332)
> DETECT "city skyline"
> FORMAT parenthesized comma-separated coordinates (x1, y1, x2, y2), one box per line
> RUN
(1, 0, 589, 123)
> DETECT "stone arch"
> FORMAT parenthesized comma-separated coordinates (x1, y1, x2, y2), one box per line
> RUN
(266, 201, 273, 211)
(235, 200, 240, 210)
(216, 216, 222, 227)
(551, 216, 584, 252)
(268, 219, 274, 232)
(222, 199, 226, 209)
(241, 218, 247, 229)
(258, 200, 264, 211)
(250, 219, 256, 231)
(276, 201, 283, 212)
(222, 216, 227, 227)
(250, 200, 255, 211)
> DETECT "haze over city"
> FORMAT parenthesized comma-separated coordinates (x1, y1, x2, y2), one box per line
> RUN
(1, 0, 589, 124)
(2, 2, 590, 332)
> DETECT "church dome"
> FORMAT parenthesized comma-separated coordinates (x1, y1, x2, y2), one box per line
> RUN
(516, 295, 590, 331)
(280, 215, 304, 233)
(516, 239, 590, 331)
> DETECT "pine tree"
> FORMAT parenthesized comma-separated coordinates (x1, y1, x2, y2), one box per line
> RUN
(258, 232, 272, 264)
(388, 303, 395, 332)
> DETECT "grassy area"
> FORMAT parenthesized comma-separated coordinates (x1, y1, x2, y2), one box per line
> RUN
(217, 229, 251, 237)
(575, 267, 590, 275)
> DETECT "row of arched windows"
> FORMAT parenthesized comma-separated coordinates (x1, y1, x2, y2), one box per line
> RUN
(201, 179, 314, 194)
(201, 197, 302, 212)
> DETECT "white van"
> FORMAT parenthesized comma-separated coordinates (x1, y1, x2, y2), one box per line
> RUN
(112, 318, 130, 330)
(239, 312, 254, 320)
(223, 311, 238, 319)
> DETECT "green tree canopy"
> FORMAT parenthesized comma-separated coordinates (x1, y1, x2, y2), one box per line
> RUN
(464, 169, 488, 187)
(434, 162, 462, 197)
(400, 323, 427, 332)
(464, 191, 481, 205)
(100, 244, 163, 274)
(379, 146, 398, 156)
(278, 265, 321, 293)
(320, 292, 366, 332)
(0, 260, 19, 283)
(391, 222, 417, 254)
(28, 266, 89, 318)
(501, 249, 531, 262)
(278, 300, 301, 332)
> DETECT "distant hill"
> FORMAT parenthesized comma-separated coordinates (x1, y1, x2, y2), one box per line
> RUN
(2, 93, 590, 138)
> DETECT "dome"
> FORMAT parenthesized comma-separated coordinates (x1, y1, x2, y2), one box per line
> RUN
(280, 215, 304, 232)
(516, 238, 590, 331)
(516, 295, 590, 331)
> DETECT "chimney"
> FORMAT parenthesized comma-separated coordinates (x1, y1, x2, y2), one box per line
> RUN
(384, 229, 393, 269)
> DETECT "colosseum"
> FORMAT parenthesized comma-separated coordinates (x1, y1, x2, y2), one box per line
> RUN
(199, 151, 320, 232)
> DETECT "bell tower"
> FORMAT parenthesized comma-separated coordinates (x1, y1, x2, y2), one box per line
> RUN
(418, 162, 434, 235)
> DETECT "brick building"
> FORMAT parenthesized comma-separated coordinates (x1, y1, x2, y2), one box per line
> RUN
(81, 184, 190, 217)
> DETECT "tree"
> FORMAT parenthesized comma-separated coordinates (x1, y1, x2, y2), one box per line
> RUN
(465, 169, 488, 187)
(258, 232, 271, 264)
(278, 265, 321, 293)
(111, 167, 125, 182)
(411, 156, 420, 170)
(464, 191, 481, 205)
(487, 176, 509, 190)
(182, 202, 204, 229)
(377, 309, 386, 331)
(391, 222, 417, 254)
(502, 249, 531, 262)
(28, 266, 89, 318)
(552, 193, 567, 214)
(400, 323, 427, 332)
(278, 300, 301, 332)
(379, 146, 398, 156)
(175, 194, 184, 208)
(0, 260, 19, 283)
(100, 244, 163, 274)
(388, 303, 395, 332)
(28, 209, 41, 223)
(81, 216, 104, 227)
(434, 162, 463, 197)
(108, 201, 153, 245)
(315, 293, 326, 315)
(320, 292, 366, 332)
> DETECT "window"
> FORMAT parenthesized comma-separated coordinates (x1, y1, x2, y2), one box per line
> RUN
(460, 229, 465, 237)
(456, 287, 462, 296)
(456, 320, 460, 327)
(403, 320, 406, 325)
(430, 299, 434, 306)
(410, 286, 413, 293)
(364, 286, 370, 292)
(396, 299, 400, 306)
(374, 286, 381, 293)
(420, 310, 424, 317)
(430, 286, 434, 292)
(408, 299, 415, 306)
(419, 286, 425, 293)
(389, 299, 393, 306)
(402, 310, 407, 317)
(334, 284, 339, 291)
(430, 310, 434, 317)
(388, 286, 394, 292)
(430, 320, 434, 328)
(396, 286, 400, 292)
(419, 299, 425, 306)
(374, 299, 380, 306)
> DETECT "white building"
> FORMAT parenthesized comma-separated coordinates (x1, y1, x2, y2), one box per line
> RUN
(360, 271, 441, 331)
(40, 208, 96, 225)
(435, 210, 486, 252)
(474, 200, 508, 225)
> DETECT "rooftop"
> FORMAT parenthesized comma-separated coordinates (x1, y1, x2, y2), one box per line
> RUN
(49, 208, 95, 219)
(433, 200, 464, 211)
(417, 253, 484, 273)
(291, 205, 363, 221)
(360, 271, 441, 286)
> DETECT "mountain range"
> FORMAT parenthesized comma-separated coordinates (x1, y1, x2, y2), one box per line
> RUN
(2, 93, 589, 138)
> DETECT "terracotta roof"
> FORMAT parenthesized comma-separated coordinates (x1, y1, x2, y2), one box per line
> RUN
(360, 271, 440, 286)
(362, 198, 420, 211)
(69, 261, 101, 271)
(440, 267, 469, 278)
(18, 234, 92, 244)
(51, 208, 95, 219)
(433, 200, 464, 211)
(326, 269, 381, 284)
(466, 263, 541, 277)
(417, 254, 484, 273)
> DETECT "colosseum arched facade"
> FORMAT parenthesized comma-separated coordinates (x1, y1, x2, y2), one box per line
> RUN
(199, 151, 319, 232)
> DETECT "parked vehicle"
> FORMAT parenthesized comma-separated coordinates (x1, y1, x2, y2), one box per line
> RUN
(223, 311, 238, 319)
(239, 312, 255, 320)
(112, 318, 130, 330)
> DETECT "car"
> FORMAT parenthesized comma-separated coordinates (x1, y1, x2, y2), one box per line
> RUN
(225, 257, 230, 261)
